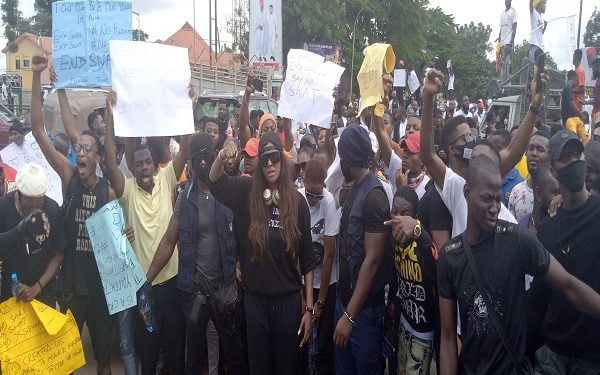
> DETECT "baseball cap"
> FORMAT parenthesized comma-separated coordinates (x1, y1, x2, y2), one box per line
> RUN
(549, 130, 584, 162)
(16, 163, 49, 197)
(401, 131, 421, 154)
(242, 138, 259, 158)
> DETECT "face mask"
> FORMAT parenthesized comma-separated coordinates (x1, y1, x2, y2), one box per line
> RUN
(556, 159, 586, 193)
(453, 140, 475, 162)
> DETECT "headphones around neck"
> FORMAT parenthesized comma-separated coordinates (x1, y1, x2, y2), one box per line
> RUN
(263, 188, 280, 207)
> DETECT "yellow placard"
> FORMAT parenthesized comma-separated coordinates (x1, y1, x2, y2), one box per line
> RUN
(357, 43, 396, 116)
(0, 298, 86, 374)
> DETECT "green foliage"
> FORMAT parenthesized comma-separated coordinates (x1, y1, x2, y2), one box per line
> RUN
(226, 0, 249, 57)
(584, 8, 600, 49)
(2, 0, 24, 43)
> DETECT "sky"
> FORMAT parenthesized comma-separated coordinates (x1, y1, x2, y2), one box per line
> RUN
(1, 0, 599, 72)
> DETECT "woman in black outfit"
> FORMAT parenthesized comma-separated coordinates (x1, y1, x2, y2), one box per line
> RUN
(209, 131, 315, 374)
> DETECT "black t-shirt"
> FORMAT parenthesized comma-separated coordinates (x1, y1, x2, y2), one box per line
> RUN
(529, 194, 600, 361)
(210, 175, 315, 295)
(0, 192, 67, 302)
(395, 230, 437, 334)
(437, 221, 550, 374)
(338, 177, 391, 306)
(561, 86, 579, 122)
(419, 180, 453, 234)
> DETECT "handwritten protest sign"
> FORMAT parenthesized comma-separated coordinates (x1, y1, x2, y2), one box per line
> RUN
(110, 40, 195, 137)
(52, 0, 132, 88)
(0, 133, 63, 205)
(357, 43, 396, 116)
(278, 49, 345, 129)
(393, 69, 406, 88)
(86, 200, 146, 315)
(0, 298, 85, 374)
(408, 70, 421, 94)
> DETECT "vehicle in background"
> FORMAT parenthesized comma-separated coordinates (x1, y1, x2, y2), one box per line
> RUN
(42, 89, 108, 136)
(0, 102, 20, 149)
(193, 90, 278, 124)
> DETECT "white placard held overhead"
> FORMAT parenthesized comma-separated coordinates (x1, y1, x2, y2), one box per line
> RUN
(110, 41, 195, 137)
(408, 70, 421, 94)
(278, 49, 345, 129)
(0, 133, 63, 205)
(393, 69, 406, 87)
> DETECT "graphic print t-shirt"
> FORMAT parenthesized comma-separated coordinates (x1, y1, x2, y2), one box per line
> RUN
(437, 221, 550, 374)
(394, 230, 437, 336)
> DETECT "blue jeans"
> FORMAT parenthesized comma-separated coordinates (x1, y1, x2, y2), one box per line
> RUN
(335, 297, 385, 375)
(116, 307, 137, 375)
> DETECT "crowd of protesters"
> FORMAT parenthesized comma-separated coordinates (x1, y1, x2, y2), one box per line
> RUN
(1, 3, 600, 374)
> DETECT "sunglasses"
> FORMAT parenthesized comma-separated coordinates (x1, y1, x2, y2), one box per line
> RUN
(191, 152, 214, 163)
(449, 131, 476, 146)
(295, 161, 307, 172)
(305, 191, 324, 200)
(74, 143, 95, 154)
(259, 151, 281, 167)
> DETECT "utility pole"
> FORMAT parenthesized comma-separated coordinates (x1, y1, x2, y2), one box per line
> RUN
(577, 0, 583, 49)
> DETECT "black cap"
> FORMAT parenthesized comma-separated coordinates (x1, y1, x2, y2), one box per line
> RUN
(259, 131, 282, 154)
(549, 130, 584, 162)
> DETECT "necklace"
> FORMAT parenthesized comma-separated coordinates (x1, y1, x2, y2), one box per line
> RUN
(557, 202, 585, 267)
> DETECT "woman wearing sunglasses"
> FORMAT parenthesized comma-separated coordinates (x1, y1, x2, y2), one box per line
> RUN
(209, 131, 316, 374)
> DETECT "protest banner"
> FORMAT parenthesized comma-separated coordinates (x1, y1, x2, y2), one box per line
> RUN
(52, 0, 132, 89)
(393, 69, 406, 88)
(0, 133, 63, 205)
(0, 298, 85, 374)
(408, 70, 421, 94)
(110, 40, 195, 137)
(278, 49, 345, 129)
(86, 200, 146, 315)
(357, 43, 396, 116)
(303, 42, 343, 64)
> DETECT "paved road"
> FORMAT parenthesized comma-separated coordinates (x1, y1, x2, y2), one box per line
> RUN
(76, 326, 125, 374)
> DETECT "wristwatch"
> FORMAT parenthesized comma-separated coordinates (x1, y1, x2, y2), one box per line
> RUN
(529, 104, 542, 115)
(413, 219, 422, 239)
(305, 306, 314, 315)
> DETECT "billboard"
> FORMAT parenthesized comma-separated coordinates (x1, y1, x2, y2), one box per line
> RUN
(303, 43, 343, 65)
(249, 0, 282, 72)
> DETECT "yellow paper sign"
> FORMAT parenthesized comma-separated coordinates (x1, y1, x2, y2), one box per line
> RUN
(0, 298, 86, 374)
(357, 43, 396, 116)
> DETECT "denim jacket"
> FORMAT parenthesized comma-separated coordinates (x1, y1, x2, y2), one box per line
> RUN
(177, 180, 237, 294)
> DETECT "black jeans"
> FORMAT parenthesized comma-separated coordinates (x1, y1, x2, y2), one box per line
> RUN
(244, 289, 302, 375)
(183, 280, 248, 374)
(135, 277, 186, 375)
(299, 283, 337, 375)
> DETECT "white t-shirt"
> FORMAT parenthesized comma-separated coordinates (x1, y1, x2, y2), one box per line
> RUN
(530, 9, 544, 49)
(436, 167, 517, 238)
(500, 8, 518, 46)
(453, 109, 473, 118)
(414, 174, 430, 200)
(299, 188, 340, 289)
(508, 180, 534, 223)
(387, 153, 403, 196)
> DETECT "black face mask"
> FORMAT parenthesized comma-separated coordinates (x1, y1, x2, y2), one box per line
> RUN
(452, 141, 475, 162)
(556, 159, 586, 193)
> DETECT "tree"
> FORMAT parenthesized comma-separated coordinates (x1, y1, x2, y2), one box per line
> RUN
(584, 8, 600, 49)
(226, 0, 249, 57)
(29, 0, 53, 36)
(451, 22, 495, 100)
(2, 0, 24, 49)
(132, 29, 149, 41)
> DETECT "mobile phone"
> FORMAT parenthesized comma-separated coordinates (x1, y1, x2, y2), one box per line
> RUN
(535, 53, 546, 93)
(253, 78, 264, 93)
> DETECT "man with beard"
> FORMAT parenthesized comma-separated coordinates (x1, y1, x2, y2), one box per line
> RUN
(453, 96, 473, 118)
(147, 133, 248, 374)
(103, 91, 190, 374)
(528, 130, 600, 372)
(585, 140, 600, 196)
(30, 56, 116, 375)
(437, 149, 600, 374)
(217, 101, 230, 137)
(509, 131, 550, 222)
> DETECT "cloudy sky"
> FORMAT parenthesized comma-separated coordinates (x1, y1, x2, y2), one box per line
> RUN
(1, 0, 598, 72)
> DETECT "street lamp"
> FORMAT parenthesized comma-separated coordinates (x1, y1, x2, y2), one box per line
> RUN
(349, 8, 364, 98)
(132, 11, 141, 41)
